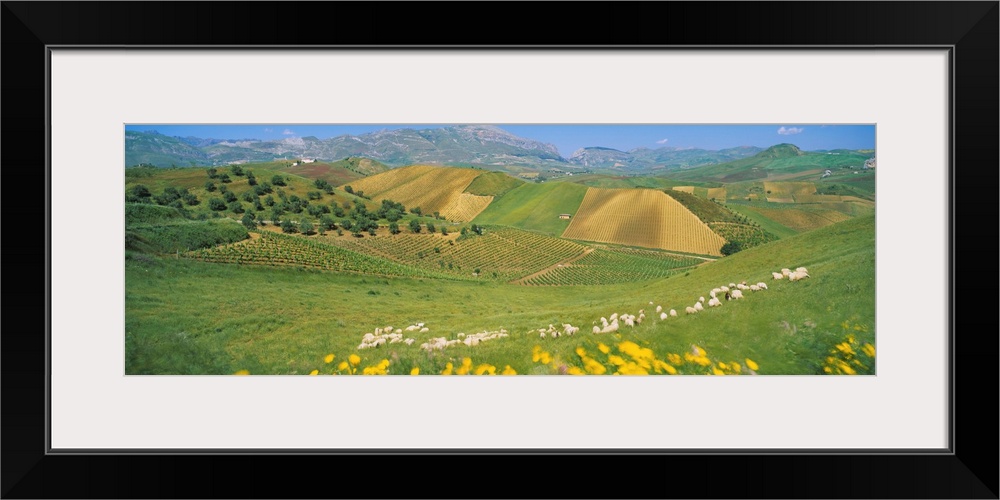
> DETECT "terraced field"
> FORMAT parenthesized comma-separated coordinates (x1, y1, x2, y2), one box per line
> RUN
(186, 231, 457, 279)
(444, 193, 494, 222)
(562, 187, 726, 256)
(320, 226, 588, 282)
(521, 247, 702, 286)
(341, 165, 490, 221)
(764, 181, 816, 202)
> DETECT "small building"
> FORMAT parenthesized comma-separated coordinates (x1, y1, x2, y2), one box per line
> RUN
(558, 214, 572, 220)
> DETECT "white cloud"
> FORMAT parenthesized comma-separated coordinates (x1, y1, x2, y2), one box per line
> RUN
(777, 126, 804, 135)
(656, 138, 669, 144)
(282, 129, 295, 135)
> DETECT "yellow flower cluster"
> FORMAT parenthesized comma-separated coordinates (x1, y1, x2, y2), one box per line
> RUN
(438, 356, 511, 375)
(822, 329, 875, 375)
(535, 342, 754, 376)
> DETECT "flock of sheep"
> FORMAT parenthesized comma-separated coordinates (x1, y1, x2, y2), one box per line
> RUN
(582, 265, 810, 334)
(420, 329, 511, 352)
(773, 267, 810, 281)
(354, 266, 811, 353)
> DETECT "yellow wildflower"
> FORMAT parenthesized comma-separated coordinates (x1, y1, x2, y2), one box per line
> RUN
(597, 343, 610, 354)
(456, 357, 472, 375)
(617, 362, 648, 375)
(667, 353, 682, 365)
(567, 366, 585, 375)
(349, 354, 361, 366)
(309, 369, 319, 375)
(692, 345, 706, 357)
(441, 362, 453, 375)
(410, 367, 420, 375)
(474, 363, 496, 376)
(532, 345, 551, 363)
(501, 365, 517, 375)
(730, 361, 742, 373)
(607, 355, 626, 366)
(862, 343, 876, 358)
(718, 361, 728, 370)
(324, 354, 335, 364)
(745, 358, 759, 371)
(823, 366, 832, 373)
(575, 346, 587, 358)
(619, 341, 641, 357)
(233, 369, 250, 375)
(583, 358, 607, 375)
(337, 361, 349, 371)
(663, 363, 677, 375)
(711, 367, 725, 375)
(835, 342, 855, 356)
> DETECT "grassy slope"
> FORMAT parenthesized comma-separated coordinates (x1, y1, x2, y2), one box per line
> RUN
(126, 214, 875, 375)
(471, 182, 588, 236)
(463, 171, 525, 197)
(725, 204, 799, 238)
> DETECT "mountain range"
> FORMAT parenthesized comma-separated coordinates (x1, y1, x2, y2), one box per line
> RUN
(125, 125, 768, 173)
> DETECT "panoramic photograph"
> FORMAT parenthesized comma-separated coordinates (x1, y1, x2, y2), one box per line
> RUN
(124, 124, 876, 375)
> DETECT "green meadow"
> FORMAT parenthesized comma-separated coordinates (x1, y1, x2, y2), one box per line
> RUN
(126, 214, 875, 376)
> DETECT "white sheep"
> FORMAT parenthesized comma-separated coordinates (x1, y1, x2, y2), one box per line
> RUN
(563, 325, 579, 335)
(593, 325, 601, 334)
(731, 289, 744, 299)
(729, 283, 737, 288)
(710, 290, 717, 299)
(720, 286, 730, 293)
(736, 284, 749, 290)
(416, 322, 425, 328)
(601, 322, 619, 333)
(757, 282, 768, 289)
(789, 270, 810, 281)
(796, 267, 808, 274)
(772, 272, 784, 280)
(419, 327, 429, 333)
(669, 309, 678, 317)
(660, 312, 668, 320)
(685, 306, 698, 315)
(404, 338, 415, 345)
(749, 284, 760, 292)
(638, 313, 645, 323)
(712, 288, 722, 295)
(781, 268, 791, 277)
(656, 305, 663, 313)
(708, 297, 721, 307)
(694, 302, 704, 311)
(698, 296, 705, 303)
(624, 316, 635, 327)
(405, 325, 418, 331)
(609, 313, 618, 322)
(539, 331, 546, 338)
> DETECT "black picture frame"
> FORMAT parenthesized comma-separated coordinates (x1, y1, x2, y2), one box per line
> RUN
(3, 2, 997, 498)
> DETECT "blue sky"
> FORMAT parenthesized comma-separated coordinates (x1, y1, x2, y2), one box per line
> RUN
(125, 124, 875, 157)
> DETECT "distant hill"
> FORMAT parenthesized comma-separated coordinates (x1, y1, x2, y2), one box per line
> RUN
(567, 145, 763, 171)
(663, 144, 871, 183)
(125, 126, 568, 170)
(126, 126, 762, 173)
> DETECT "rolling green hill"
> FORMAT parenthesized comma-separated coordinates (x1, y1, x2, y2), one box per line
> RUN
(664, 144, 872, 183)
(471, 182, 589, 236)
